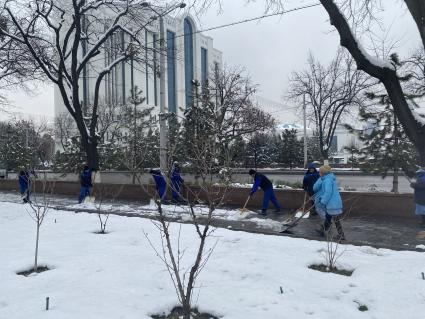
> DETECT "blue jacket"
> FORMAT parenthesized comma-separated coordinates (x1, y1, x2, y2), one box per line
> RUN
(80, 169, 92, 187)
(18, 172, 29, 193)
(170, 167, 184, 184)
(152, 171, 166, 192)
(313, 173, 342, 213)
(250, 173, 273, 195)
(303, 166, 320, 196)
(412, 170, 425, 205)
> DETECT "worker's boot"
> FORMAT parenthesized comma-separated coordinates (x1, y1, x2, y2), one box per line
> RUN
(259, 209, 267, 216)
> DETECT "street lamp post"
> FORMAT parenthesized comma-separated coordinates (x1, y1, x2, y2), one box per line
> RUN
(141, 2, 186, 173)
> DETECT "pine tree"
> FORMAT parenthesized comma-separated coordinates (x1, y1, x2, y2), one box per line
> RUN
(345, 94, 419, 193)
(278, 129, 304, 168)
(245, 133, 277, 168)
(0, 120, 53, 170)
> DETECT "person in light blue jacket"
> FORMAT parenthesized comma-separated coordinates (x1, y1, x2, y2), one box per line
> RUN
(313, 165, 345, 240)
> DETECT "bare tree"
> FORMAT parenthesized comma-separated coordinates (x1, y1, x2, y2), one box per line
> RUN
(210, 66, 275, 147)
(26, 171, 55, 273)
(92, 184, 124, 234)
(288, 50, 370, 160)
(0, 0, 178, 169)
(174, 67, 275, 170)
(0, 15, 43, 110)
(226, 0, 425, 165)
(315, 0, 425, 165)
(144, 104, 231, 318)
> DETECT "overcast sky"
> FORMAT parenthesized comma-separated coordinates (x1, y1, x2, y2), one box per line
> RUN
(3, 0, 420, 122)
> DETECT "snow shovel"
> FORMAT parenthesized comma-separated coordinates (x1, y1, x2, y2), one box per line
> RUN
(238, 195, 251, 214)
(280, 204, 315, 233)
(281, 193, 311, 225)
(84, 194, 95, 204)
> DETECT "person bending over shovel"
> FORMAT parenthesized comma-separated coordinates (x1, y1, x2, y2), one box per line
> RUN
(150, 169, 166, 202)
(248, 169, 281, 216)
(78, 165, 92, 203)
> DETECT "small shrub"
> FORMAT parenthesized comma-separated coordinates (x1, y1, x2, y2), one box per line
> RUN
(17, 266, 50, 277)
(308, 264, 353, 276)
(151, 307, 219, 319)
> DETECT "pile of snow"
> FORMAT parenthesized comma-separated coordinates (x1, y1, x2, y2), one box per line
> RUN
(1, 202, 425, 318)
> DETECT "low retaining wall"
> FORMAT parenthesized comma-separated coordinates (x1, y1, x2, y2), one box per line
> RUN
(0, 180, 415, 220)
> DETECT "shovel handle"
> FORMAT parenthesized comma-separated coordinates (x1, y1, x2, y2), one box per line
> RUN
(242, 195, 251, 210)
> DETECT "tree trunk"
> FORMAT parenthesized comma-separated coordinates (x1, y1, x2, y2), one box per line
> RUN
(82, 138, 99, 170)
(319, 0, 425, 168)
(404, 0, 425, 50)
(393, 114, 399, 194)
(322, 149, 329, 166)
(393, 167, 399, 194)
(34, 222, 40, 272)
(182, 299, 191, 319)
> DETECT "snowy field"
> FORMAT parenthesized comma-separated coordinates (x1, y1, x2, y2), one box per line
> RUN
(1, 201, 425, 319)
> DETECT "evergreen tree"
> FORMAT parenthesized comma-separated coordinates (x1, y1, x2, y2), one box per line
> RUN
(53, 136, 86, 172)
(278, 129, 304, 168)
(305, 134, 323, 164)
(245, 133, 277, 168)
(0, 120, 53, 170)
(119, 87, 158, 181)
(345, 94, 419, 193)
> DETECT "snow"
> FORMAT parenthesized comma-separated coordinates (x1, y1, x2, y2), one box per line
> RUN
(357, 43, 394, 70)
(215, 182, 294, 190)
(1, 201, 425, 318)
(68, 199, 278, 226)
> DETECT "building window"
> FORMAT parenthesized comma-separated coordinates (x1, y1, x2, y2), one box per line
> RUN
(167, 30, 176, 113)
(201, 47, 208, 88)
(184, 18, 194, 108)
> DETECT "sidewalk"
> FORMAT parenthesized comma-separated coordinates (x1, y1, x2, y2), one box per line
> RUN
(1, 190, 424, 252)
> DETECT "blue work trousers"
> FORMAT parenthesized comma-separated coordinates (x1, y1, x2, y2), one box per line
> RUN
(171, 180, 182, 201)
(79, 186, 91, 203)
(157, 186, 166, 200)
(262, 188, 280, 210)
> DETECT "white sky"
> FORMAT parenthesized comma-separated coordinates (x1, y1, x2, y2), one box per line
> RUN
(2, 0, 421, 122)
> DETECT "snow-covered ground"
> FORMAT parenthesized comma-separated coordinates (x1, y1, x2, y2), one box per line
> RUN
(66, 199, 285, 232)
(1, 201, 425, 319)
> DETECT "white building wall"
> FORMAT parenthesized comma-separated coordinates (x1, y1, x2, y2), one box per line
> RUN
(54, 13, 222, 127)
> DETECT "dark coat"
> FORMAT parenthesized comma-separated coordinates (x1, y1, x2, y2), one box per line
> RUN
(151, 170, 166, 193)
(18, 172, 29, 193)
(303, 166, 320, 196)
(250, 173, 273, 194)
(170, 166, 184, 184)
(80, 169, 92, 187)
(411, 171, 425, 205)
